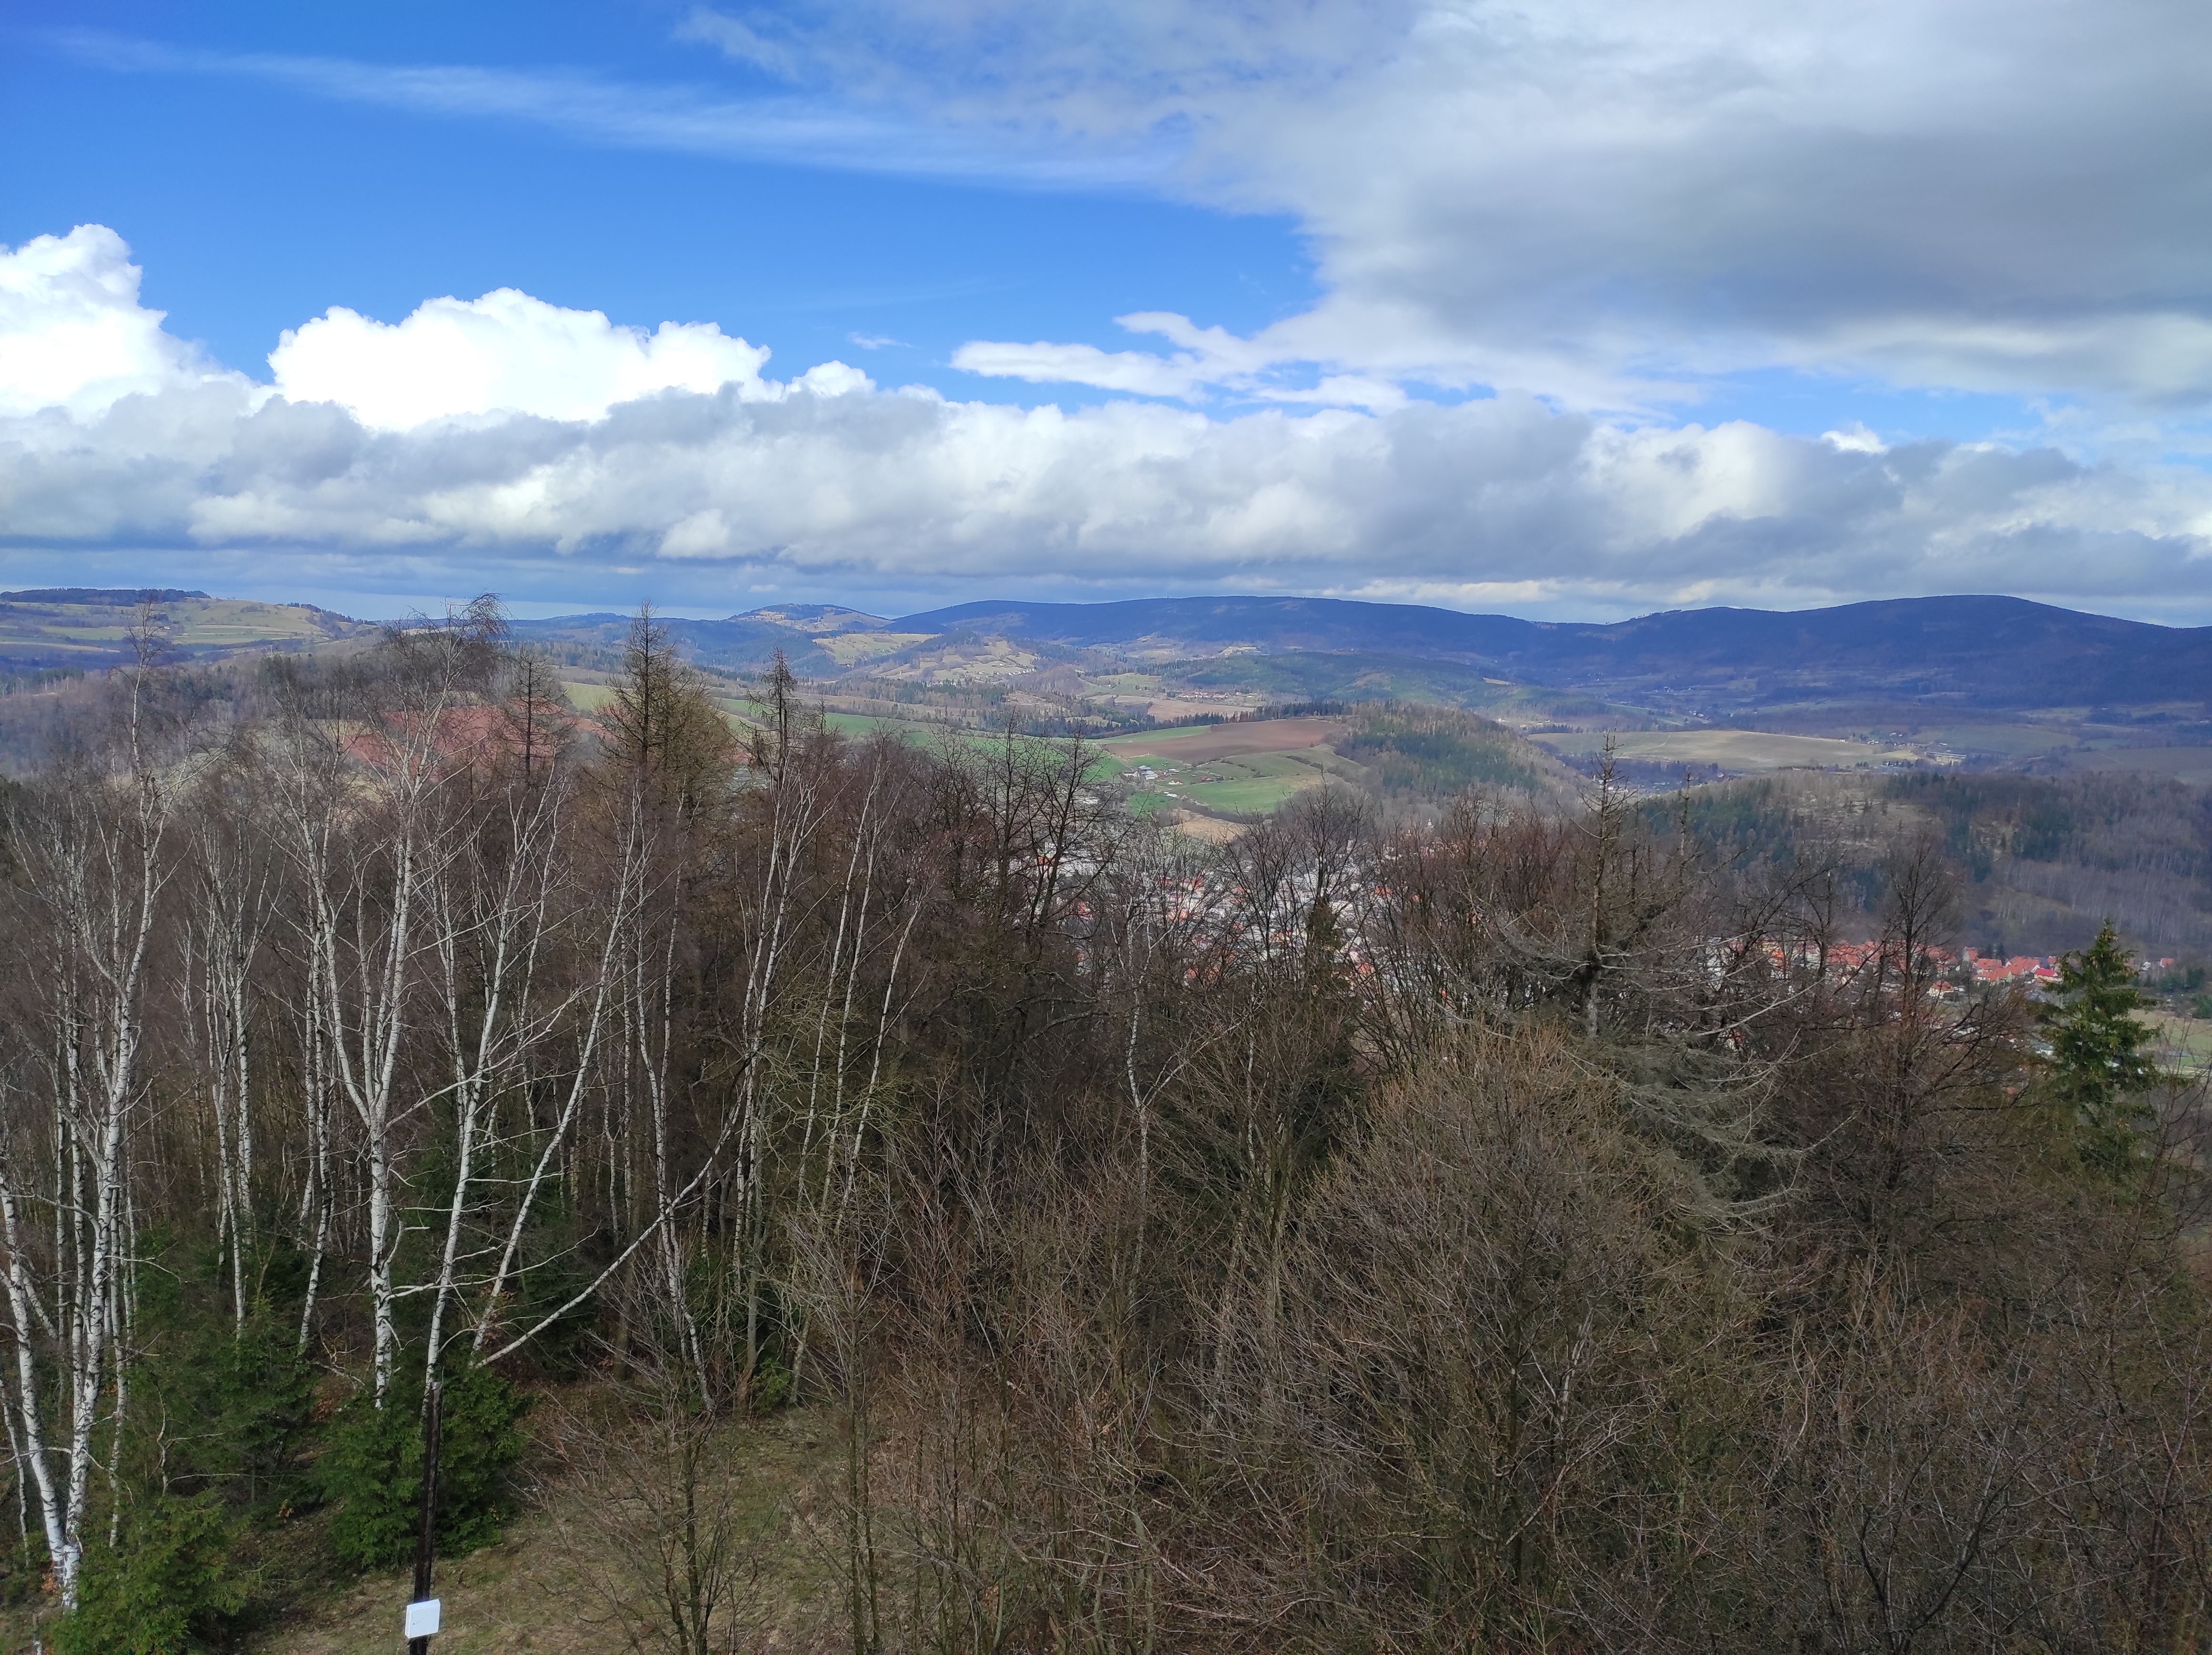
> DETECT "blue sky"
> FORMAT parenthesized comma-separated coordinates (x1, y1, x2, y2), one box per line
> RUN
(4, 0, 2211, 623)
(4, 5, 1321, 409)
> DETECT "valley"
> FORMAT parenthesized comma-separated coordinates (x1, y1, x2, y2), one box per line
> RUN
(492, 589, 2212, 791)
(5, 583, 2206, 960)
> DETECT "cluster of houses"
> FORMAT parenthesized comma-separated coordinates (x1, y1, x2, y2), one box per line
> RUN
(1961, 949, 2063, 987)
(1956, 948, 2180, 986)
(1744, 940, 2180, 1003)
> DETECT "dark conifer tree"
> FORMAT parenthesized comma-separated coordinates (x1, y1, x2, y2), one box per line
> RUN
(2043, 920, 2163, 1175)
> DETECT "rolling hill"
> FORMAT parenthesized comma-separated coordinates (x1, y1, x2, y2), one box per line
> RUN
(891, 594, 2212, 714)
(493, 591, 2212, 784)
(502, 592, 2212, 721)
(0, 589, 368, 674)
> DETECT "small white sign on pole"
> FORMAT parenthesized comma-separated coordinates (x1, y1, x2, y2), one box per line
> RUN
(404, 1598, 442, 1638)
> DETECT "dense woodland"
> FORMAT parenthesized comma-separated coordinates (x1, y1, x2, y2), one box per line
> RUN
(1677, 771, 2212, 955)
(1, 605, 2210, 1652)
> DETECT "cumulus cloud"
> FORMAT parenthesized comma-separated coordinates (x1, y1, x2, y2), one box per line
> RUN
(0, 225, 251, 419)
(268, 291, 788, 429)
(4, 230, 2210, 619)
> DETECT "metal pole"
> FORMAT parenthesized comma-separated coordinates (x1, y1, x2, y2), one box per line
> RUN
(407, 1379, 443, 1655)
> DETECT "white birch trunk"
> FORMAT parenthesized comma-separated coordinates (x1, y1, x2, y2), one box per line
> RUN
(0, 674, 174, 1606)
(269, 669, 457, 1405)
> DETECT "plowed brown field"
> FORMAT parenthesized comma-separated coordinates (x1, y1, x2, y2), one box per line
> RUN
(1103, 716, 1344, 763)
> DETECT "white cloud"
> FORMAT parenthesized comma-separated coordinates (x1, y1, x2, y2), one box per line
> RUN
(952, 338, 1209, 399)
(673, 0, 2212, 414)
(0, 225, 250, 419)
(954, 312, 1407, 409)
(6, 231, 2211, 620)
(1823, 424, 1887, 456)
(60, 5, 2212, 416)
(267, 292, 763, 429)
(265, 288, 871, 430)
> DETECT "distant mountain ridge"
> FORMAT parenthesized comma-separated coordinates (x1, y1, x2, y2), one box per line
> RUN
(15, 588, 2183, 722)
(888, 594, 2212, 711)
(0, 588, 211, 604)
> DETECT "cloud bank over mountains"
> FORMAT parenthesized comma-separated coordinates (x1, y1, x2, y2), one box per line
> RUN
(3, 222, 2210, 619)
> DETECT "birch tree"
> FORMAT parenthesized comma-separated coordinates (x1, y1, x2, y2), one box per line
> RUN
(0, 671, 179, 1605)
(265, 607, 501, 1404)
(180, 759, 277, 1330)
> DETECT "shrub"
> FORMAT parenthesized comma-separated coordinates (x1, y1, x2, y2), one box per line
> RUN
(212, 1310, 320, 1519)
(320, 1365, 531, 1571)
(52, 1494, 244, 1655)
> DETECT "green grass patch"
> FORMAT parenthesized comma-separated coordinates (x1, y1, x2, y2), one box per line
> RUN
(1175, 775, 1316, 814)
(1534, 728, 1915, 771)
(1123, 750, 1337, 817)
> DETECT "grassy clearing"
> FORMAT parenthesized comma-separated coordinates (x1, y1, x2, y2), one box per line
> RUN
(559, 680, 618, 713)
(250, 1405, 840, 1655)
(1171, 752, 1334, 815)
(2154, 1016, 2212, 1075)
(1533, 728, 1918, 771)
(867, 636, 1043, 684)
(1110, 735, 1350, 819)
(811, 632, 937, 666)
(0, 1389, 842, 1655)
(172, 602, 349, 647)
(1177, 774, 1324, 814)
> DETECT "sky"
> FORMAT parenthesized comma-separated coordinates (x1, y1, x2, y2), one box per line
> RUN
(3, 1, 2211, 624)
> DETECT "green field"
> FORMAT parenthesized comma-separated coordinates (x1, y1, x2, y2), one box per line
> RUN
(2154, 1016, 2212, 1074)
(1533, 728, 1919, 772)
(1108, 738, 1347, 819)
(1167, 752, 1333, 815)
(560, 697, 1536, 822)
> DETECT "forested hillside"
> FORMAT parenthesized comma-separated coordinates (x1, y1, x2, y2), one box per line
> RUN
(1673, 770, 2212, 954)
(1, 606, 2210, 1652)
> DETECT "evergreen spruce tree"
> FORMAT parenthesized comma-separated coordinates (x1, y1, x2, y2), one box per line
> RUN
(2043, 922, 2163, 1177)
